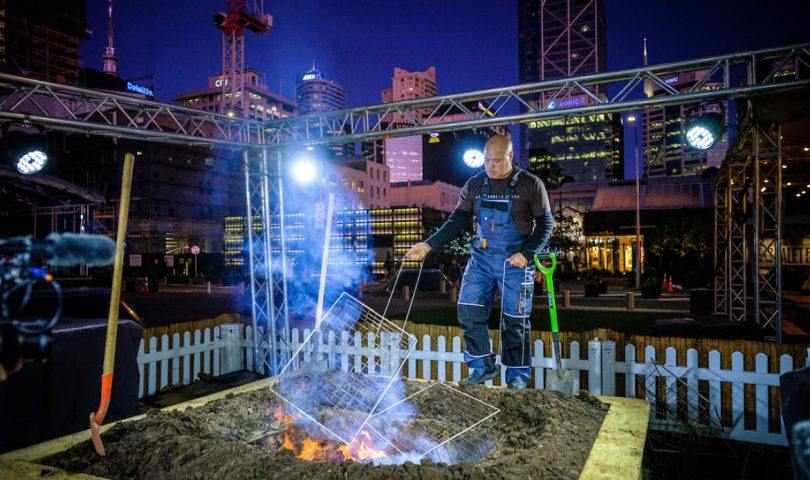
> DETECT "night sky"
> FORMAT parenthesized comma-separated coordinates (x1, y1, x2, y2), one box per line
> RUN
(81, 0, 808, 178)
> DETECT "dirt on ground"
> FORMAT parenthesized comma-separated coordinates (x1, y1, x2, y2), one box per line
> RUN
(46, 379, 608, 480)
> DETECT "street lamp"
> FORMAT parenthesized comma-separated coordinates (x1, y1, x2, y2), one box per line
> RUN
(626, 113, 641, 290)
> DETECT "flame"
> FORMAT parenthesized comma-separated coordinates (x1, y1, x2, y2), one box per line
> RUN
(337, 430, 387, 462)
(298, 437, 323, 461)
(273, 403, 296, 425)
(283, 431, 295, 451)
(271, 404, 388, 462)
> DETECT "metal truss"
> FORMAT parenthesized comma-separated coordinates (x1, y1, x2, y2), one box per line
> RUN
(714, 118, 785, 341)
(753, 125, 782, 341)
(243, 149, 290, 374)
(1, 43, 808, 361)
(221, 30, 245, 115)
(0, 73, 265, 148)
(262, 43, 810, 150)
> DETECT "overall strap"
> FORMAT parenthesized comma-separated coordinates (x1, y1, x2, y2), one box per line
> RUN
(482, 174, 490, 195)
(504, 168, 522, 197)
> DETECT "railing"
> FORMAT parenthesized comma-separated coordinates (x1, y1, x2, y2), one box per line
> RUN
(137, 323, 810, 446)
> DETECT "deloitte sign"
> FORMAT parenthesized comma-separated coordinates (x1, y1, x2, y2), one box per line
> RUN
(127, 82, 155, 98)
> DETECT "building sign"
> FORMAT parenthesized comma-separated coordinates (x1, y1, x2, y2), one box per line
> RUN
(126, 82, 154, 98)
(302, 74, 317, 81)
(129, 254, 142, 267)
(428, 132, 440, 143)
(164, 255, 174, 267)
(546, 97, 585, 110)
(215, 78, 229, 87)
(664, 76, 680, 84)
(761, 238, 810, 265)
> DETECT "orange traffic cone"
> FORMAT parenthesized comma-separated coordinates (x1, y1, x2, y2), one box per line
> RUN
(667, 274, 673, 293)
(143, 275, 149, 293)
(662, 274, 668, 289)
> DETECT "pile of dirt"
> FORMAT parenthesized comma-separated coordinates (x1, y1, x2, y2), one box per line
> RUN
(46, 380, 608, 479)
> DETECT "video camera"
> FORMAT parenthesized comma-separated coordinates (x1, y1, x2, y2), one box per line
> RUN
(0, 233, 116, 370)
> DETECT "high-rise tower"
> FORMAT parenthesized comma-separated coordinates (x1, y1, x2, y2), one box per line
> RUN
(102, 0, 118, 77)
(519, 0, 622, 183)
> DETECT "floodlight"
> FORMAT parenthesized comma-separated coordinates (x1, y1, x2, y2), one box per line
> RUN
(685, 112, 724, 150)
(292, 157, 317, 183)
(463, 149, 485, 168)
(16, 149, 48, 175)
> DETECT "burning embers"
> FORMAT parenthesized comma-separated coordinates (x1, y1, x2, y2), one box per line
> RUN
(270, 404, 388, 463)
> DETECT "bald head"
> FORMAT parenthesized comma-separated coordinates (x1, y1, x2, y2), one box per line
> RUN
(483, 134, 514, 179)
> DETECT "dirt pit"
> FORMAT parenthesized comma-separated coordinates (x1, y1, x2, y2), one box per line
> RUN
(46, 380, 608, 479)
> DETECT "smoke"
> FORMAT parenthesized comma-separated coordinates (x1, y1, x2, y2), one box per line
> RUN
(277, 161, 372, 324)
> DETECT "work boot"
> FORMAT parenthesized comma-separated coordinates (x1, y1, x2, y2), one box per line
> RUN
(461, 367, 499, 385)
(507, 378, 527, 391)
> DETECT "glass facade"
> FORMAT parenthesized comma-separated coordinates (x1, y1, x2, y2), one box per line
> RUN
(526, 113, 622, 182)
(224, 207, 437, 276)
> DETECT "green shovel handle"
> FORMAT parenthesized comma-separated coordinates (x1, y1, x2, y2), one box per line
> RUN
(533, 252, 559, 333)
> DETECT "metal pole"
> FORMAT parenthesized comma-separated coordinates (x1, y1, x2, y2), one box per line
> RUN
(634, 118, 641, 290)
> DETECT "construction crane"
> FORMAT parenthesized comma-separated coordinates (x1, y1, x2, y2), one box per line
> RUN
(213, 0, 272, 118)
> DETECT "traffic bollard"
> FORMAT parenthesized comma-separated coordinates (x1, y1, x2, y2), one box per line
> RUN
(403, 285, 411, 301)
(626, 291, 635, 310)
(563, 289, 571, 307)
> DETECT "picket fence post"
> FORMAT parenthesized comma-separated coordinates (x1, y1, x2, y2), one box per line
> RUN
(588, 338, 602, 395)
(220, 323, 242, 374)
(601, 340, 616, 396)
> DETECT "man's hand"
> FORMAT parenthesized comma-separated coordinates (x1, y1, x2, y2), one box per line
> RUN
(404, 242, 431, 261)
(506, 252, 528, 268)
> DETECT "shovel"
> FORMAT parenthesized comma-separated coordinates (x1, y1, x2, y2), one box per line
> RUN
(533, 252, 574, 396)
(298, 193, 335, 375)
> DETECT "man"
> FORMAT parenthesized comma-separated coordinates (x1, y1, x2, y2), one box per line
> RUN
(405, 134, 553, 390)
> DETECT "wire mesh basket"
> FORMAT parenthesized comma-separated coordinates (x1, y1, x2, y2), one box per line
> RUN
(270, 292, 416, 445)
(366, 382, 500, 465)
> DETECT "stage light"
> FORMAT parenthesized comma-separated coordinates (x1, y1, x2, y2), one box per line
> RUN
(291, 157, 317, 183)
(463, 149, 485, 168)
(685, 112, 724, 150)
(16, 149, 48, 175)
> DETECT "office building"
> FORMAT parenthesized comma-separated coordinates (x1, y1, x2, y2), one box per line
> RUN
(365, 67, 438, 182)
(519, 0, 622, 182)
(1, 0, 88, 85)
(175, 69, 297, 121)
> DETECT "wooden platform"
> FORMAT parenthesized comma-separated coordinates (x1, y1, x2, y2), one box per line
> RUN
(0, 379, 650, 480)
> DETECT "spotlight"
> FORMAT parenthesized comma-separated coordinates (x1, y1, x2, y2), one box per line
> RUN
(16, 149, 48, 175)
(291, 157, 317, 183)
(685, 112, 724, 150)
(463, 149, 485, 168)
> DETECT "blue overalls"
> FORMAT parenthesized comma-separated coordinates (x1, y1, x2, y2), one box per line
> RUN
(458, 169, 534, 382)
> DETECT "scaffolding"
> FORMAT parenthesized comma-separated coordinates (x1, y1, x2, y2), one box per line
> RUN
(1, 43, 808, 369)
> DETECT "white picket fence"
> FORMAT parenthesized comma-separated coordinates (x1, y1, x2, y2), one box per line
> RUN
(137, 323, 810, 447)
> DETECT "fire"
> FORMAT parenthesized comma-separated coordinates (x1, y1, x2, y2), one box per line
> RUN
(338, 430, 388, 462)
(271, 404, 388, 463)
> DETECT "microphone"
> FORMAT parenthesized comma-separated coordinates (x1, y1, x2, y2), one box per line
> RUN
(0, 233, 116, 267)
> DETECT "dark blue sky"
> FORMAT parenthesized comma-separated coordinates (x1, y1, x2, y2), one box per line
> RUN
(81, 1, 808, 177)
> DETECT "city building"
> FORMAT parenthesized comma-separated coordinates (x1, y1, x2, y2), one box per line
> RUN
(224, 206, 448, 277)
(518, 0, 623, 183)
(390, 180, 462, 213)
(175, 69, 297, 121)
(325, 157, 391, 210)
(526, 105, 623, 182)
(0, 0, 89, 85)
(364, 67, 439, 182)
(295, 65, 345, 115)
(584, 176, 713, 273)
(642, 70, 728, 177)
